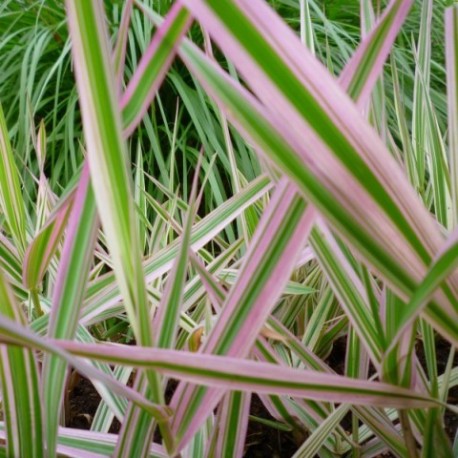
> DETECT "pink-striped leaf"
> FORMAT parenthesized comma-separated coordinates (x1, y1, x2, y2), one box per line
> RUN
(52, 340, 441, 410)
(178, 0, 458, 341)
(22, 181, 76, 290)
(0, 311, 171, 422)
(113, 0, 134, 93)
(0, 270, 43, 457)
(168, 180, 315, 450)
(121, 3, 192, 136)
(41, 163, 100, 456)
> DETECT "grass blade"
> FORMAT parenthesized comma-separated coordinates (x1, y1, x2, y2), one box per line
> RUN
(169, 182, 314, 450)
(113, 0, 134, 93)
(65, 0, 151, 346)
(53, 340, 442, 410)
(65, 0, 176, 448)
(22, 182, 76, 291)
(447, 4, 458, 227)
(121, 4, 192, 136)
(292, 404, 350, 458)
(340, 0, 413, 102)
(0, 103, 27, 256)
(211, 391, 251, 458)
(177, 0, 458, 340)
(0, 271, 43, 457)
(41, 164, 99, 456)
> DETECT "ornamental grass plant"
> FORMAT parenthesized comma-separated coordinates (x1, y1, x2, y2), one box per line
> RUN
(0, 0, 457, 457)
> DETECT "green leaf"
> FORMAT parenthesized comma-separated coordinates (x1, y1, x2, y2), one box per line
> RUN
(0, 104, 27, 256)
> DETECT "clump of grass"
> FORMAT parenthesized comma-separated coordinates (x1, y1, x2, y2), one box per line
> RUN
(0, 0, 456, 457)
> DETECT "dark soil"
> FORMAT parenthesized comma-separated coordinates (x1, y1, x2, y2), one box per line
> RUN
(244, 395, 299, 457)
(66, 335, 457, 457)
(66, 374, 101, 429)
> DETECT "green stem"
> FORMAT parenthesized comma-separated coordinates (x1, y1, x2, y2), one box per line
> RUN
(31, 289, 43, 317)
(399, 410, 419, 458)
